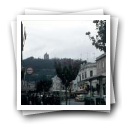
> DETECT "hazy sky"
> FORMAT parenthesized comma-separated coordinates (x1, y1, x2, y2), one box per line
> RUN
(23, 20, 103, 62)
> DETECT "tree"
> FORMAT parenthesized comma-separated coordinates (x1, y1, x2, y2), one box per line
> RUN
(54, 59, 83, 105)
(86, 20, 106, 52)
(22, 57, 56, 81)
(36, 79, 52, 92)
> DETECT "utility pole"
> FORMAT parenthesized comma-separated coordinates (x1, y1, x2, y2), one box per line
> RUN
(65, 87, 68, 105)
(86, 53, 88, 62)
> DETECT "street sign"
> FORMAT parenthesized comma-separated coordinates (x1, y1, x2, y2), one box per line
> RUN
(26, 67, 34, 75)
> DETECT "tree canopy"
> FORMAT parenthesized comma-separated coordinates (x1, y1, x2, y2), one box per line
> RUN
(54, 59, 85, 105)
(22, 57, 56, 81)
(22, 57, 85, 83)
(86, 20, 106, 52)
(54, 59, 84, 88)
(36, 79, 52, 92)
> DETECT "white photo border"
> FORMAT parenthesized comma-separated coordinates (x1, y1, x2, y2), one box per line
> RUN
(17, 15, 110, 110)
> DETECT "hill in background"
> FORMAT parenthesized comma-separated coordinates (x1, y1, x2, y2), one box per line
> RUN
(22, 57, 86, 82)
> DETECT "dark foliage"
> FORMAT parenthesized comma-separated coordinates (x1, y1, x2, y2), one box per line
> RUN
(86, 20, 106, 52)
(36, 79, 52, 92)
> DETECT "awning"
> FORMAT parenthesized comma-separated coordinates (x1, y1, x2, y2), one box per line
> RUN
(81, 75, 106, 82)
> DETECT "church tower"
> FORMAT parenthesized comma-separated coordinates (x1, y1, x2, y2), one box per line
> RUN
(44, 52, 49, 60)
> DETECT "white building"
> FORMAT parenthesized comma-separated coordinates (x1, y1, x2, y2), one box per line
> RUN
(72, 54, 106, 104)
(77, 62, 97, 90)
(70, 78, 78, 92)
(51, 75, 63, 91)
(96, 53, 106, 95)
(96, 53, 106, 76)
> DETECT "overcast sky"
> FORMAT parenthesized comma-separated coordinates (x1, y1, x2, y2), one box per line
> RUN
(23, 20, 103, 62)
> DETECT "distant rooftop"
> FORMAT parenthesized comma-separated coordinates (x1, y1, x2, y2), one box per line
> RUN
(80, 62, 96, 70)
(96, 53, 106, 61)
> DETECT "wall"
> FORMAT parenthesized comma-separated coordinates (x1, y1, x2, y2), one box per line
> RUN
(96, 56, 106, 75)
(51, 76, 63, 90)
(78, 63, 97, 81)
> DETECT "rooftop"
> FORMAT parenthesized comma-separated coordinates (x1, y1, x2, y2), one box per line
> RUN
(96, 53, 106, 61)
(80, 62, 96, 70)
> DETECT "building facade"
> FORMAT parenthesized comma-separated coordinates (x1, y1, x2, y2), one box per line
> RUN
(72, 53, 106, 96)
(96, 53, 106, 75)
(96, 53, 106, 95)
(51, 75, 63, 91)
(70, 78, 78, 92)
(76, 62, 97, 91)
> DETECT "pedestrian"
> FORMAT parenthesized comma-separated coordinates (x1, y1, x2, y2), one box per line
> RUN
(42, 94, 46, 105)
(50, 94, 54, 105)
(34, 94, 38, 105)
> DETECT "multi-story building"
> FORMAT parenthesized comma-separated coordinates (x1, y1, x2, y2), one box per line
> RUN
(77, 62, 97, 91)
(96, 53, 106, 95)
(72, 53, 106, 96)
(96, 53, 106, 76)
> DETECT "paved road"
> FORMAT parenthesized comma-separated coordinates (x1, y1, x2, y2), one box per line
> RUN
(61, 99, 84, 105)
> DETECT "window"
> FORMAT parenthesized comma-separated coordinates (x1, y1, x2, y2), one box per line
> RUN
(85, 72, 87, 78)
(90, 70, 93, 77)
(103, 84, 106, 95)
(98, 62, 100, 68)
(79, 75, 81, 81)
(102, 61, 105, 68)
(77, 77, 79, 82)
(82, 73, 84, 79)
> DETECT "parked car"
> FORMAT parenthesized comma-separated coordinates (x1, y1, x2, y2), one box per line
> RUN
(75, 94, 85, 102)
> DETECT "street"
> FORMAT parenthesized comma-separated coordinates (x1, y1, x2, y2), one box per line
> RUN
(61, 99, 84, 105)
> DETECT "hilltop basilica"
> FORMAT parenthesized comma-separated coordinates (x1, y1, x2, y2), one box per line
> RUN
(44, 52, 49, 60)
